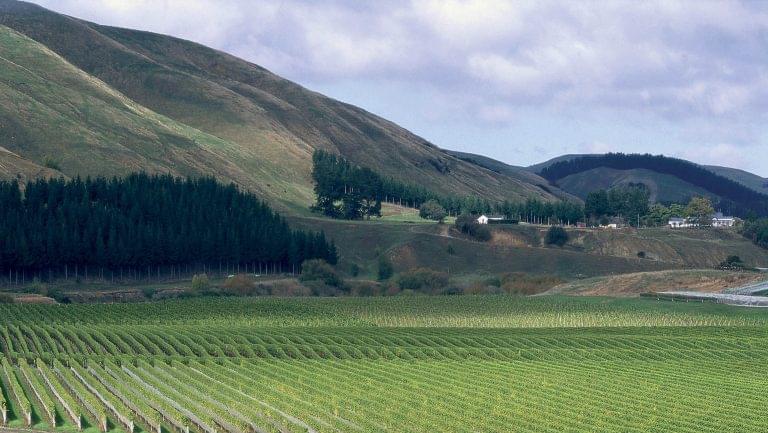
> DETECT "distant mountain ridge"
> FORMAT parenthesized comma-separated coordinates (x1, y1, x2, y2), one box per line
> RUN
(0, 0, 563, 213)
(531, 153, 768, 216)
(529, 153, 768, 195)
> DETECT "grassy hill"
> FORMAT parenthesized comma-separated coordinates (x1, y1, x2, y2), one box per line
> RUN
(530, 153, 768, 202)
(289, 216, 768, 280)
(553, 167, 713, 202)
(0, 0, 562, 211)
(705, 165, 768, 194)
(444, 150, 579, 201)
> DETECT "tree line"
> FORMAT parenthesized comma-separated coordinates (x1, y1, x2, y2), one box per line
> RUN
(312, 150, 584, 224)
(742, 219, 768, 250)
(539, 153, 768, 217)
(0, 173, 337, 283)
(584, 184, 651, 226)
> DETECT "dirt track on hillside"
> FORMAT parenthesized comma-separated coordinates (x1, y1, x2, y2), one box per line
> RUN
(548, 270, 765, 296)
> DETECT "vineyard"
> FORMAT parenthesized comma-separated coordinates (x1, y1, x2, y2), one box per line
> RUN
(1, 296, 767, 432)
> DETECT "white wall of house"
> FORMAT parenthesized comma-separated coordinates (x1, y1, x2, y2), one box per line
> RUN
(477, 215, 489, 224)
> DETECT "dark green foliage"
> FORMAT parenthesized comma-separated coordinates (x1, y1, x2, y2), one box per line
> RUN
(397, 268, 449, 293)
(0, 173, 337, 276)
(191, 274, 210, 294)
(0, 293, 13, 303)
(419, 199, 447, 222)
(299, 259, 344, 288)
(545, 226, 569, 247)
(585, 190, 610, 218)
(720, 255, 746, 270)
(311, 150, 383, 219)
(584, 185, 650, 226)
(540, 153, 768, 217)
(42, 156, 61, 171)
(455, 215, 492, 242)
(349, 263, 360, 277)
(742, 219, 768, 249)
(313, 150, 584, 224)
(377, 255, 394, 281)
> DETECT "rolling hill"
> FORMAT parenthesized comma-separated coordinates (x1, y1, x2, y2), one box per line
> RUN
(530, 153, 768, 198)
(529, 153, 768, 216)
(0, 0, 562, 213)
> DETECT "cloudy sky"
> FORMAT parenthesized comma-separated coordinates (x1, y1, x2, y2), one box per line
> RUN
(32, 0, 768, 175)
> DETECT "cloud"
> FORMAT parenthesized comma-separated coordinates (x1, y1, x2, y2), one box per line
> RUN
(33, 0, 768, 118)
(676, 143, 759, 172)
(29, 0, 768, 173)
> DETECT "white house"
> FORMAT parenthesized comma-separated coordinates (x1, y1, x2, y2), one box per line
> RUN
(668, 217, 691, 228)
(712, 212, 736, 228)
(477, 215, 504, 225)
(669, 213, 736, 228)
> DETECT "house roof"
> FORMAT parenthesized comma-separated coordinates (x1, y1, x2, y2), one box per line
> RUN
(669, 217, 685, 222)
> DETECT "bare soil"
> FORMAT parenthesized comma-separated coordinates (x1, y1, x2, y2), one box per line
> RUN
(548, 269, 765, 297)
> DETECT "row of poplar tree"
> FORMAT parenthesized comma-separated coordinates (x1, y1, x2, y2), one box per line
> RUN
(311, 150, 584, 224)
(0, 173, 337, 281)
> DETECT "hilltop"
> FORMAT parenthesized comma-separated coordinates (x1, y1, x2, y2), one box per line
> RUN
(529, 153, 768, 203)
(0, 0, 562, 212)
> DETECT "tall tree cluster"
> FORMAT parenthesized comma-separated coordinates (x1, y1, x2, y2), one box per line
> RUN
(312, 150, 584, 224)
(742, 219, 768, 249)
(584, 184, 651, 226)
(312, 150, 383, 219)
(539, 153, 768, 217)
(0, 174, 337, 280)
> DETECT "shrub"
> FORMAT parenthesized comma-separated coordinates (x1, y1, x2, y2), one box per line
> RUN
(271, 280, 311, 297)
(48, 287, 70, 303)
(348, 281, 382, 297)
(221, 274, 256, 296)
(142, 287, 156, 299)
(302, 280, 341, 297)
(545, 226, 568, 247)
(419, 199, 447, 223)
(377, 255, 394, 281)
(191, 273, 210, 294)
(300, 259, 344, 288)
(455, 214, 492, 242)
(500, 272, 562, 295)
(720, 255, 747, 270)
(43, 156, 61, 171)
(397, 268, 449, 294)
(350, 263, 361, 277)
(637, 251, 646, 259)
(0, 293, 14, 303)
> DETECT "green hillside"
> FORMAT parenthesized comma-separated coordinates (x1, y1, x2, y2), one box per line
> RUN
(444, 149, 579, 201)
(530, 153, 768, 203)
(705, 165, 768, 194)
(289, 216, 768, 280)
(0, 25, 265, 190)
(0, 0, 561, 211)
(554, 167, 713, 203)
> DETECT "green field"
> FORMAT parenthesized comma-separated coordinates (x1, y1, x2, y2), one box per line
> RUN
(1, 296, 767, 432)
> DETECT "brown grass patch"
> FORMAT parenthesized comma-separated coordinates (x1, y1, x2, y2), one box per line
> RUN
(551, 269, 765, 297)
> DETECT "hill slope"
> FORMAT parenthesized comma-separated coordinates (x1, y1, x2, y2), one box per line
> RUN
(444, 150, 579, 201)
(531, 153, 768, 197)
(0, 0, 560, 210)
(531, 153, 768, 215)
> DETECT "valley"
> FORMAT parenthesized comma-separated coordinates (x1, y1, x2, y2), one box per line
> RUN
(2, 1, 768, 433)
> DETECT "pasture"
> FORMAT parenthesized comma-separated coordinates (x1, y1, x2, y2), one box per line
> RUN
(0, 296, 767, 432)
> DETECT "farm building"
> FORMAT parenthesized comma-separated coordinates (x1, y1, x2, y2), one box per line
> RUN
(668, 217, 688, 228)
(668, 213, 736, 228)
(476, 215, 517, 225)
(711, 212, 736, 228)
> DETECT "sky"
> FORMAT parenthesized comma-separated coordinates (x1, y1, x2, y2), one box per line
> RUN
(31, 0, 768, 176)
